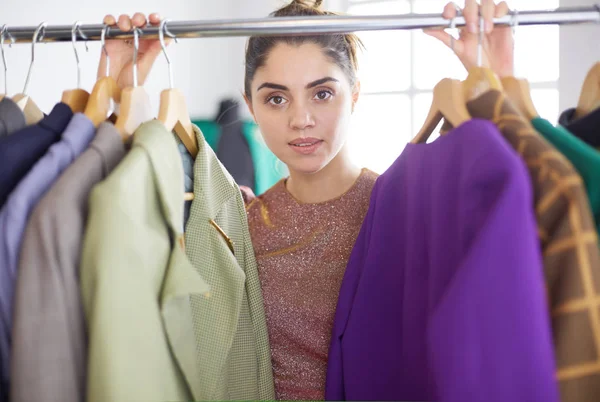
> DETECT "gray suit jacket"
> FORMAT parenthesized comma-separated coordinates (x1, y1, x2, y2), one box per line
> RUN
(10, 123, 125, 402)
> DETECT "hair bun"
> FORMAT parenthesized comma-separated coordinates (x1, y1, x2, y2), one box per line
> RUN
(293, 0, 323, 9)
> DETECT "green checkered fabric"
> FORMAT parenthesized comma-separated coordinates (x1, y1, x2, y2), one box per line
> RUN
(185, 125, 275, 400)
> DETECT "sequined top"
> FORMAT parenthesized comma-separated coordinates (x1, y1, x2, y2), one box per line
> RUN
(245, 168, 378, 401)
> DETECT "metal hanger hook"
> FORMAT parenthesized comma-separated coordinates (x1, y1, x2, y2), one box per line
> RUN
(511, 9, 519, 74)
(477, 14, 484, 67)
(159, 19, 174, 89)
(71, 21, 88, 88)
(77, 23, 89, 52)
(101, 24, 110, 78)
(132, 27, 141, 88)
(0, 25, 8, 94)
(448, 3, 461, 53)
(163, 22, 179, 44)
(23, 21, 47, 95)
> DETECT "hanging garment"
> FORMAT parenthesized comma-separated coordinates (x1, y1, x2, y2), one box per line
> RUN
(215, 99, 255, 190)
(531, 118, 600, 232)
(184, 123, 275, 401)
(80, 119, 274, 401)
(0, 98, 25, 138)
(80, 120, 211, 402)
(326, 119, 558, 402)
(466, 91, 600, 402)
(0, 102, 72, 208)
(559, 108, 600, 148)
(193, 119, 285, 195)
(245, 122, 287, 195)
(10, 122, 125, 402)
(0, 111, 90, 400)
(246, 168, 378, 401)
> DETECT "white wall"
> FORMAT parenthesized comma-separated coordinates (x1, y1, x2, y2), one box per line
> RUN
(0, 0, 362, 119)
(7, 0, 584, 119)
(559, 0, 600, 111)
(2, 0, 245, 118)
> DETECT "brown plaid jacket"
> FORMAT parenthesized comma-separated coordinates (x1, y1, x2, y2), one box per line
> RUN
(463, 90, 600, 401)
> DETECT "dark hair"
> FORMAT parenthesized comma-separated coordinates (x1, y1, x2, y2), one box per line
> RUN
(244, 0, 363, 100)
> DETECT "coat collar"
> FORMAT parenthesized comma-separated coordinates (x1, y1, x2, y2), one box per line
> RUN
(133, 120, 187, 234)
(190, 124, 239, 220)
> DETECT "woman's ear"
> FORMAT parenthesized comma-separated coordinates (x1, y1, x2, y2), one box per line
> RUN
(243, 94, 256, 121)
(352, 80, 361, 113)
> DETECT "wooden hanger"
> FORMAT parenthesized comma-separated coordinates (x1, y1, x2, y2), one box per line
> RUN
(501, 76, 539, 120)
(575, 62, 600, 120)
(84, 76, 120, 127)
(61, 22, 90, 113)
(158, 89, 197, 157)
(411, 78, 471, 144)
(462, 16, 503, 103)
(12, 94, 44, 125)
(62, 89, 89, 114)
(114, 28, 153, 141)
(114, 85, 153, 141)
(84, 26, 121, 128)
(156, 21, 195, 202)
(13, 23, 47, 125)
(462, 66, 503, 102)
(156, 20, 198, 158)
(500, 10, 538, 121)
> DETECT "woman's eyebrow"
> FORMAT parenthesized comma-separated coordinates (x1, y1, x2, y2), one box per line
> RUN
(256, 77, 339, 92)
(257, 82, 288, 91)
(306, 77, 339, 89)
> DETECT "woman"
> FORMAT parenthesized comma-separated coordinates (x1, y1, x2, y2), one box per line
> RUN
(101, 1, 514, 399)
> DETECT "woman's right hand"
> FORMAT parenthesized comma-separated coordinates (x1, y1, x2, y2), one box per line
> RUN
(98, 13, 169, 89)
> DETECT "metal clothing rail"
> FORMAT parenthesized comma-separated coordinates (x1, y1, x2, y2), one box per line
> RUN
(3, 5, 600, 44)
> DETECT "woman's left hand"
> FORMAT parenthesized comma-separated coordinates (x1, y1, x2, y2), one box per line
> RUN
(425, 0, 514, 78)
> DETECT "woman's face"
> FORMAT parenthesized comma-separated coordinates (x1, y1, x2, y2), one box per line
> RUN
(246, 42, 358, 175)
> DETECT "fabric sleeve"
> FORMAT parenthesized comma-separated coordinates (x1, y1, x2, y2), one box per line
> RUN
(11, 204, 86, 402)
(325, 178, 381, 401)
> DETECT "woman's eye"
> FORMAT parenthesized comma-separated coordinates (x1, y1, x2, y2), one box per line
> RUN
(314, 90, 333, 101)
(268, 96, 287, 105)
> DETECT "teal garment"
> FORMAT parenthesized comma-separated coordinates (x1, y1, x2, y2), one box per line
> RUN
(192, 119, 285, 195)
(532, 117, 600, 232)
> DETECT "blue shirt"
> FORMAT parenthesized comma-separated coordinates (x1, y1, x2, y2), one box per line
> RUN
(176, 140, 194, 229)
(0, 112, 95, 398)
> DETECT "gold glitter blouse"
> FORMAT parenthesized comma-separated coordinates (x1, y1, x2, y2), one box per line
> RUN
(245, 168, 378, 401)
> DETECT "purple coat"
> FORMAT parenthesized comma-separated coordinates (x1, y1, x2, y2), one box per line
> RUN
(325, 119, 559, 402)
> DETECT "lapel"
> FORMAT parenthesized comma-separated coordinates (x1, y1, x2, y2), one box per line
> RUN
(183, 125, 248, 400)
(134, 121, 212, 399)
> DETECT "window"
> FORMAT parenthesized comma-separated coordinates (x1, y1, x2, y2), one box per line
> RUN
(345, 0, 560, 174)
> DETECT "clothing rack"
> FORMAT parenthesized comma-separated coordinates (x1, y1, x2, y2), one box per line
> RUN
(3, 5, 600, 44)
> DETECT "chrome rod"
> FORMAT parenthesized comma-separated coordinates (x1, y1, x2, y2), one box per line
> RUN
(3, 6, 600, 43)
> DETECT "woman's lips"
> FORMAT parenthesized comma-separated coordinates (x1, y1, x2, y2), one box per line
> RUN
(288, 138, 324, 155)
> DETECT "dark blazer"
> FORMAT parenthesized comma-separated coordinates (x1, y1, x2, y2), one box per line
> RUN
(0, 103, 72, 207)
